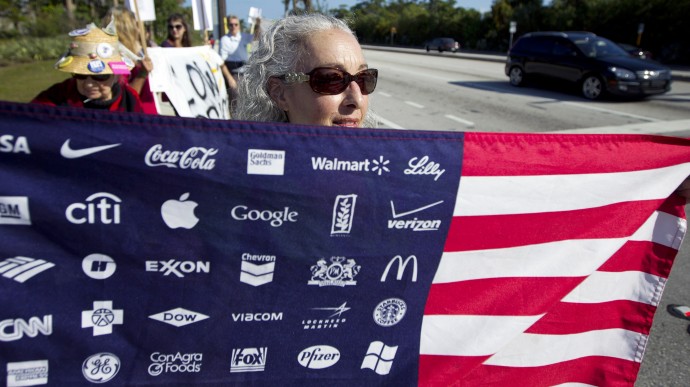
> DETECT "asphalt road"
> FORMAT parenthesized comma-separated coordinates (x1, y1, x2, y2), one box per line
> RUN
(360, 47, 690, 386)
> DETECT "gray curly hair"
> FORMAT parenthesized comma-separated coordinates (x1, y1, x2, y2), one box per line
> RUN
(232, 13, 377, 128)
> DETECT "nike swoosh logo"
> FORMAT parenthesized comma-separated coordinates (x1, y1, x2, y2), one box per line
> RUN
(60, 139, 121, 159)
(390, 200, 444, 218)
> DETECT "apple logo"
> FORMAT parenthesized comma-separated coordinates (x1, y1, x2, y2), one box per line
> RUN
(161, 192, 199, 229)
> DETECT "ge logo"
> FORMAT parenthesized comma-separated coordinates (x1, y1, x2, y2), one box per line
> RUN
(82, 352, 120, 383)
(92, 308, 115, 327)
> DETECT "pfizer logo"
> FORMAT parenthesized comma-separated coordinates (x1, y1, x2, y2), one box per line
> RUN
(82, 352, 120, 383)
(297, 345, 340, 369)
(373, 298, 407, 327)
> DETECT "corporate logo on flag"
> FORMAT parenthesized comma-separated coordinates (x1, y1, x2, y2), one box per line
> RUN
(380, 255, 418, 282)
(149, 307, 209, 327)
(81, 301, 123, 336)
(297, 345, 340, 369)
(0, 315, 52, 342)
(6, 360, 48, 387)
(232, 312, 283, 322)
(361, 341, 397, 375)
(0, 196, 31, 225)
(145, 259, 210, 277)
(302, 302, 350, 330)
(373, 298, 407, 327)
(247, 149, 285, 175)
(82, 353, 120, 383)
(145, 144, 217, 170)
(240, 253, 275, 286)
(311, 155, 390, 175)
(0, 134, 30, 154)
(404, 156, 446, 181)
(230, 205, 298, 227)
(148, 352, 203, 376)
(308, 256, 360, 287)
(60, 139, 120, 159)
(330, 194, 356, 236)
(82, 254, 116, 280)
(388, 200, 443, 231)
(161, 193, 199, 229)
(0, 257, 54, 283)
(230, 347, 267, 373)
(66, 193, 121, 225)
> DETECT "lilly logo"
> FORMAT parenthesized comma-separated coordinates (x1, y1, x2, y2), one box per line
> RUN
(161, 193, 199, 229)
(297, 345, 340, 369)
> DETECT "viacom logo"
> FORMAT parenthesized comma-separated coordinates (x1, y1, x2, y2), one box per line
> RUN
(148, 352, 202, 376)
(66, 192, 121, 225)
(247, 149, 285, 175)
(388, 200, 443, 231)
(146, 260, 210, 278)
(6, 360, 48, 387)
(240, 253, 275, 286)
(0, 315, 52, 342)
(230, 347, 267, 373)
(145, 144, 217, 170)
(297, 345, 340, 369)
(149, 307, 209, 327)
(311, 155, 390, 175)
(232, 312, 283, 322)
(0, 196, 31, 225)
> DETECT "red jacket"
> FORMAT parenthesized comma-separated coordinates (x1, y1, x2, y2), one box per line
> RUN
(32, 78, 146, 113)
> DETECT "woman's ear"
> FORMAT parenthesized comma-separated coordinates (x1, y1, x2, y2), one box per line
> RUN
(268, 78, 289, 111)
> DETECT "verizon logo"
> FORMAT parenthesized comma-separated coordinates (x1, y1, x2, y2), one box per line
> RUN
(0, 257, 54, 283)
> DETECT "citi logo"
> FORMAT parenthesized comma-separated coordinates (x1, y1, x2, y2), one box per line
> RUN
(66, 192, 121, 225)
(297, 345, 340, 369)
(232, 312, 283, 322)
(0, 196, 31, 225)
(145, 144, 217, 170)
(240, 253, 275, 286)
(146, 260, 210, 277)
(231, 205, 297, 227)
(380, 255, 418, 282)
(0, 257, 54, 283)
(388, 200, 443, 231)
(311, 156, 390, 175)
(0, 134, 30, 154)
(230, 347, 267, 373)
(0, 315, 52, 342)
(149, 308, 209, 327)
(404, 156, 446, 181)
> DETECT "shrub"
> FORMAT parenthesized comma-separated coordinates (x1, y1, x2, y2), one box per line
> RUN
(0, 36, 69, 66)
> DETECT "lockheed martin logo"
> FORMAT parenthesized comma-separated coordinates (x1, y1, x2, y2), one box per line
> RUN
(302, 302, 350, 330)
(388, 200, 443, 231)
(149, 308, 209, 327)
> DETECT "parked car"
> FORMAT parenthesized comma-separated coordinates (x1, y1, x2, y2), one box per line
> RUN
(425, 37, 459, 53)
(505, 31, 671, 100)
(617, 43, 653, 60)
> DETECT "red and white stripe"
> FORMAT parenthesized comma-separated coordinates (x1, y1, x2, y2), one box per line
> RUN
(419, 133, 690, 386)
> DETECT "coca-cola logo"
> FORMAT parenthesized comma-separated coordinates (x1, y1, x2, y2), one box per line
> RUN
(145, 144, 217, 170)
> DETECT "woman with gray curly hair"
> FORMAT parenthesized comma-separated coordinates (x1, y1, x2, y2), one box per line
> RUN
(233, 13, 378, 128)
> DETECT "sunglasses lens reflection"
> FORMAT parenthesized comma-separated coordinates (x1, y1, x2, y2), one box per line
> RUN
(309, 68, 377, 95)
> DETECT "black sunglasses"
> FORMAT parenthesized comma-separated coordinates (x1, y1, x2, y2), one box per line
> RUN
(72, 73, 113, 82)
(168, 24, 184, 30)
(279, 67, 378, 95)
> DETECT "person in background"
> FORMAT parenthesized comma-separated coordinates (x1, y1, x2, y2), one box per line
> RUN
(233, 13, 378, 128)
(219, 15, 255, 79)
(161, 14, 191, 48)
(32, 21, 144, 113)
(102, 6, 156, 114)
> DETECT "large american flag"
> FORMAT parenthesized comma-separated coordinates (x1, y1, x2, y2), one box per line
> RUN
(421, 133, 690, 385)
(1, 101, 690, 386)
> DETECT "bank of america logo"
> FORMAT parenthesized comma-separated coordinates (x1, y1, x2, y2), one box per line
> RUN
(0, 257, 55, 283)
(361, 341, 398, 375)
(240, 261, 274, 286)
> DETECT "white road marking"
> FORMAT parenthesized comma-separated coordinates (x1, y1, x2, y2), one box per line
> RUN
(562, 101, 661, 122)
(445, 114, 475, 128)
(378, 92, 392, 97)
(405, 101, 425, 109)
(372, 113, 405, 129)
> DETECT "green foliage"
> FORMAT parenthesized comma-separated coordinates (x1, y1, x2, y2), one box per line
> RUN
(0, 36, 69, 66)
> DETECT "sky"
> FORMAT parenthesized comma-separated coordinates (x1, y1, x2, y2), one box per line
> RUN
(218, 0, 495, 23)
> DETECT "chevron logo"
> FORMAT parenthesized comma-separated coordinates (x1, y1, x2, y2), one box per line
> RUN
(240, 261, 275, 286)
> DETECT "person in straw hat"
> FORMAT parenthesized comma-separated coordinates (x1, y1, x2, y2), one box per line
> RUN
(32, 19, 145, 113)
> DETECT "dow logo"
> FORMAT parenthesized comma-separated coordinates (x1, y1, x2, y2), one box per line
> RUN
(149, 308, 209, 327)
